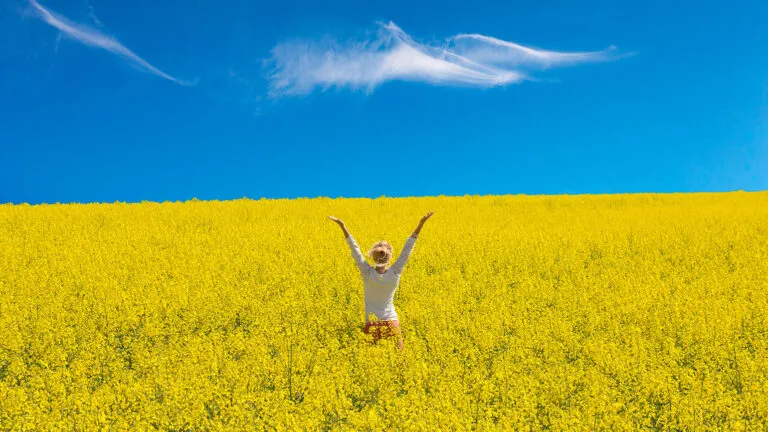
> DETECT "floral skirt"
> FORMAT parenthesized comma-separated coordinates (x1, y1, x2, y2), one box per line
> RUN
(363, 319, 404, 349)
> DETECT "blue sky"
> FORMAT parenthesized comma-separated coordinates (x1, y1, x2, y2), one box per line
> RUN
(1, 0, 767, 204)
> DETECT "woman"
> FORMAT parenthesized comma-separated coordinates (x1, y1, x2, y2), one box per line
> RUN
(328, 211, 434, 350)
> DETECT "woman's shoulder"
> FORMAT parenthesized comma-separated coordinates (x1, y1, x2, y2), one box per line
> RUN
(361, 264, 374, 276)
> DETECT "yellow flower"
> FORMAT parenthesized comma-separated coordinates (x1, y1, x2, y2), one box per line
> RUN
(0, 192, 766, 429)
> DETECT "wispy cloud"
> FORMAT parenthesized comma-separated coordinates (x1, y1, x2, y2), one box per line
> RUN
(266, 21, 620, 97)
(28, 0, 193, 86)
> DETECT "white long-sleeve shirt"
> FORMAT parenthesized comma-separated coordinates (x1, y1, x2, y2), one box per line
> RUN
(346, 235, 417, 321)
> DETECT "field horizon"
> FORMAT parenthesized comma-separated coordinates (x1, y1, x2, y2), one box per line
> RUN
(3, 189, 765, 208)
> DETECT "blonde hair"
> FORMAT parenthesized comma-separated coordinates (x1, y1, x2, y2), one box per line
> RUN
(367, 241, 393, 267)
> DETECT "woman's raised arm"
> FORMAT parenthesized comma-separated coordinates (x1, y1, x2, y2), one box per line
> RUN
(410, 211, 434, 239)
(390, 211, 434, 274)
(329, 216, 368, 274)
(328, 216, 351, 238)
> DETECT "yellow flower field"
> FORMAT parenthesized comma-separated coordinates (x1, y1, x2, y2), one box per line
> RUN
(1, 192, 767, 430)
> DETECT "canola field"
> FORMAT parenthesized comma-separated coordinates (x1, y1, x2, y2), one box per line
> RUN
(1, 192, 767, 430)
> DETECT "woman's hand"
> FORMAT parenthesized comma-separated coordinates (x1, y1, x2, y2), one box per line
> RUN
(412, 211, 434, 238)
(329, 216, 351, 238)
(328, 216, 345, 227)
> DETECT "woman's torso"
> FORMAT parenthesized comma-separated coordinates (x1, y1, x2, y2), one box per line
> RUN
(361, 267, 401, 321)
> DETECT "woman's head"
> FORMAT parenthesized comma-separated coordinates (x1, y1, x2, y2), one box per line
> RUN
(367, 241, 393, 267)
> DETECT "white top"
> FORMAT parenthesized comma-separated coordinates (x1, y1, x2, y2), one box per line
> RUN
(346, 235, 417, 322)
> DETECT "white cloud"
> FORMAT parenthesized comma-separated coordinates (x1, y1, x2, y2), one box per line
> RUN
(29, 0, 194, 86)
(266, 21, 619, 97)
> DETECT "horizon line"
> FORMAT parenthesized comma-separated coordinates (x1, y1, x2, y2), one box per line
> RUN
(2, 189, 765, 207)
